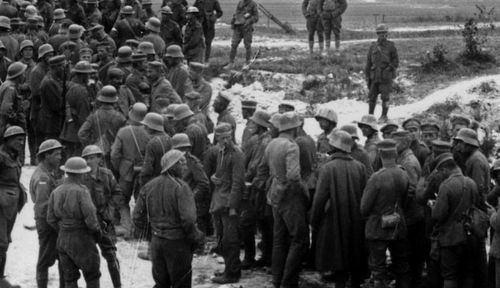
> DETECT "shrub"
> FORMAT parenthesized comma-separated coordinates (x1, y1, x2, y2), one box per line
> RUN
(459, 5, 496, 63)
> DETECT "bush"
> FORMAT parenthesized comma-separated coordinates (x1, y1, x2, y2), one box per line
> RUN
(459, 5, 496, 63)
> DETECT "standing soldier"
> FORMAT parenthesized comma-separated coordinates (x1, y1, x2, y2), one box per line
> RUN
(0, 126, 27, 288)
(46, 157, 101, 288)
(111, 6, 146, 48)
(36, 0, 53, 33)
(101, 0, 121, 33)
(49, 9, 66, 36)
(165, 45, 193, 100)
(166, 0, 188, 28)
(360, 139, 411, 288)
(125, 52, 148, 103)
(214, 93, 237, 139)
(226, 0, 258, 67)
(65, 0, 86, 26)
(39, 55, 66, 142)
(0, 41, 11, 82)
(357, 114, 380, 168)
(402, 118, 431, 167)
(159, 6, 183, 48)
(110, 103, 151, 225)
(189, 62, 212, 117)
(96, 42, 115, 84)
(240, 100, 257, 146)
(106, 68, 136, 117)
(319, 0, 346, 51)
(78, 85, 127, 168)
(0, 17, 19, 61)
(142, 17, 166, 58)
(173, 104, 208, 160)
(184, 7, 206, 63)
(31, 139, 64, 288)
(81, 145, 127, 288)
(88, 25, 117, 56)
(184, 91, 208, 132)
(380, 120, 398, 140)
(315, 106, 338, 154)
(194, 0, 222, 61)
(339, 124, 374, 177)
(133, 149, 203, 288)
(365, 24, 399, 122)
(420, 118, 440, 148)
(0, 62, 28, 138)
(140, 112, 172, 186)
(141, 0, 157, 23)
(60, 61, 95, 158)
(147, 61, 181, 112)
(210, 123, 244, 284)
(450, 114, 470, 138)
(85, 0, 102, 28)
(302, 0, 324, 55)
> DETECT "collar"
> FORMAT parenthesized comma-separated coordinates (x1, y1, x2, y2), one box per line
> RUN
(279, 133, 295, 142)
(330, 151, 353, 160)
(448, 168, 463, 178)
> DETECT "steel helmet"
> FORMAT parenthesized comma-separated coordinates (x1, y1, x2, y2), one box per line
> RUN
(3, 125, 25, 139)
(60, 157, 91, 174)
(173, 104, 194, 121)
(141, 112, 164, 132)
(38, 44, 54, 60)
(160, 149, 185, 174)
(186, 6, 199, 13)
(278, 112, 301, 132)
(6, 62, 28, 80)
(249, 110, 270, 128)
(172, 133, 192, 149)
(121, 5, 134, 15)
(37, 139, 63, 156)
(161, 6, 173, 14)
(376, 24, 388, 33)
(454, 128, 479, 147)
(146, 17, 161, 33)
(357, 114, 378, 131)
(314, 106, 338, 123)
(165, 44, 184, 58)
(97, 85, 118, 103)
(327, 129, 353, 153)
(339, 124, 359, 139)
(129, 103, 148, 122)
(82, 145, 103, 158)
(20, 39, 34, 52)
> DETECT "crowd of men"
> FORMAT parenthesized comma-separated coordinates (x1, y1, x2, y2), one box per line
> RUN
(0, 0, 497, 288)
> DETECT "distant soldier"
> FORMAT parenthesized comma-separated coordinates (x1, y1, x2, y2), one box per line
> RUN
(165, 0, 187, 28)
(184, 91, 208, 130)
(319, 0, 346, 51)
(123, 0, 144, 21)
(173, 104, 208, 160)
(365, 24, 399, 122)
(183, 6, 205, 63)
(420, 118, 440, 148)
(314, 106, 338, 154)
(111, 6, 146, 48)
(101, 0, 121, 33)
(159, 6, 183, 48)
(0, 62, 28, 137)
(140, 0, 157, 23)
(240, 100, 257, 146)
(88, 24, 117, 54)
(0, 126, 27, 288)
(189, 62, 212, 117)
(81, 145, 127, 288)
(340, 124, 374, 177)
(133, 149, 203, 288)
(138, 41, 157, 61)
(302, 0, 324, 55)
(107, 68, 136, 117)
(227, 0, 258, 67)
(84, 0, 102, 28)
(194, 0, 222, 61)
(214, 92, 237, 140)
(47, 157, 101, 288)
(0, 41, 11, 82)
(31, 139, 64, 288)
(165, 45, 193, 100)
(125, 52, 148, 103)
(357, 114, 380, 168)
(0, 17, 19, 61)
(142, 17, 166, 58)
(96, 42, 115, 84)
(49, 9, 67, 36)
(402, 118, 431, 167)
(65, 0, 86, 26)
(147, 61, 181, 112)
(37, 0, 54, 32)
(109, 46, 133, 83)
(380, 120, 398, 140)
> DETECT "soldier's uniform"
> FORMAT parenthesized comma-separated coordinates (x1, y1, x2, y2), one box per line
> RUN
(0, 79, 26, 137)
(160, 16, 183, 48)
(37, 0, 54, 32)
(150, 76, 181, 113)
(166, 62, 192, 100)
(30, 58, 50, 150)
(183, 16, 205, 63)
(39, 60, 65, 142)
(47, 177, 101, 288)
(0, 26, 19, 61)
(125, 65, 147, 104)
(229, 0, 258, 64)
(140, 131, 172, 185)
(217, 109, 237, 141)
(115, 85, 136, 117)
(319, 0, 346, 49)
(302, 0, 324, 53)
(167, 0, 187, 28)
(194, 0, 223, 60)
(65, 1, 86, 26)
(365, 28, 399, 118)
(111, 12, 146, 48)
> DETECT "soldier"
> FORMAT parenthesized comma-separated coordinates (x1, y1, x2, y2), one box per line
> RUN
(450, 114, 470, 138)
(0, 126, 27, 288)
(365, 24, 399, 122)
(46, 157, 101, 288)
(0, 0, 17, 18)
(141, 0, 157, 23)
(227, 0, 258, 67)
(143, 17, 166, 58)
(315, 106, 338, 154)
(0, 41, 11, 82)
(110, 46, 133, 83)
(96, 42, 115, 84)
(194, 0, 222, 61)
(78, 85, 127, 166)
(420, 118, 441, 148)
(380, 120, 398, 139)
(402, 118, 431, 167)
(357, 114, 380, 168)
(66, 24, 87, 65)
(123, 0, 144, 21)
(110, 103, 151, 222)
(214, 92, 237, 140)
(111, 6, 146, 48)
(36, 0, 53, 33)
(392, 130, 425, 288)
(173, 104, 208, 160)
(209, 123, 244, 284)
(65, 0, 86, 26)
(303, 0, 324, 55)
(138, 41, 157, 61)
(340, 124, 374, 177)
(184, 91, 208, 129)
(85, 0, 102, 28)
(125, 39, 140, 51)
(48, 9, 66, 36)
(166, 0, 187, 28)
(0, 17, 19, 61)
(125, 52, 148, 103)
(318, 0, 346, 51)
(31, 139, 64, 288)
(360, 139, 410, 288)
(189, 62, 212, 117)
(81, 145, 127, 288)
(101, 0, 121, 33)
(133, 149, 203, 288)
(0, 62, 28, 138)
(140, 112, 172, 185)
(184, 6, 205, 63)
(147, 61, 181, 112)
(165, 45, 194, 100)
(240, 100, 257, 146)
(159, 6, 183, 48)
(88, 24, 117, 55)
(107, 68, 136, 117)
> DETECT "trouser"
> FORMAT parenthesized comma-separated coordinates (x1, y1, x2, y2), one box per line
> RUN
(239, 199, 257, 263)
(272, 195, 308, 288)
(36, 219, 64, 288)
(439, 243, 474, 286)
(0, 214, 16, 250)
(256, 205, 274, 265)
(306, 15, 324, 43)
(213, 211, 241, 278)
(407, 221, 426, 288)
(495, 258, 500, 288)
(57, 230, 101, 288)
(97, 227, 120, 288)
(473, 237, 488, 288)
(230, 25, 253, 63)
(196, 214, 213, 237)
(368, 81, 392, 115)
(367, 239, 410, 288)
(151, 236, 193, 288)
(321, 12, 342, 47)
(203, 19, 216, 60)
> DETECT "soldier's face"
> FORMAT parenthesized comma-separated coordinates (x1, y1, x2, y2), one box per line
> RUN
(421, 130, 439, 146)
(377, 32, 388, 41)
(80, 54, 92, 62)
(217, 134, 233, 148)
(360, 126, 372, 137)
(382, 128, 397, 139)
(85, 155, 102, 171)
(6, 136, 24, 153)
(46, 149, 63, 168)
(146, 67, 160, 81)
(405, 126, 420, 141)
(22, 47, 33, 59)
(53, 63, 65, 78)
(171, 156, 187, 176)
(109, 76, 122, 87)
(318, 118, 333, 133)
(97, 47, 110, 59)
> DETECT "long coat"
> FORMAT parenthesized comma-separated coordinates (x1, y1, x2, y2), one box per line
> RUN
(311, 151, 367, 273)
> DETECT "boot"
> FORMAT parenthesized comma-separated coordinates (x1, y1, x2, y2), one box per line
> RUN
(205, 45, 212, 62)
(335, 35, 341, 50)
(36, 278, 48, 288)
(319, 41, 324, 56)
(224, 47, 237, 69)
(309, 41, 314, 55)
(245, 48, 252, 65)
(368, 102, 376, 114)
(325, 39, 331, 53)
(107, 258, 121, 288)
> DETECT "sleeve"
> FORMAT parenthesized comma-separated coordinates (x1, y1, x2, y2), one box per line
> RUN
(285, 143, 301, 183)
(132, 187, 148, 231)
(431, 184, 449, 222)
(229, 150, 245, 210)
(391, 43, 399, 69)
(176, 182, 199, 239)
(184, 25, 204, 51)
(189, 158, 210, 201)
(110, 130, 123, 171)
(252, 148, 270, 191)
(33, 175, 52, 208)
(77, 115, 94, 146)
(310, 166, 330, 228)
(140, 140, 155, 186)
(46, 192, 59, 231)
(360, 174, 377, 218)
(79, 188, 100, 232)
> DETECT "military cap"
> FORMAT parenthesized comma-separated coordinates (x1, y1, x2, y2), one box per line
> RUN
(165, 44, 184, 58)
(20, 40, 33, 51)
(146, 17, 161, 33)
(38, 44, 54, 60)
(391, 130, 410, 138)
(173, 104, 194, 121)
(189, 62, 207, 72)
(132, 52, 147, 62)
(376, 23, 389, 33)
(450, 114, 470, 126)
(160, 149, 185, 173)
(125, 39, 140, 48)
(7, 62, 27, 80)
(80, 47, 92, 56)
(217, 91, 231, 102)
(48, 55, 66, 66)
(37, 139, 63, 156)
(54, 8, 66, 20)
(60, 157, 91, 174)
(215, 123, 233, 135)
(3, 125, 25, 138)
(88, 24, 104, 32)
(421, 118, 440, 132)
(68, 24, 83, 40)
(116, 46, 133, 63)
(129, 103, 148, 122)
(97, 85, 118, 103)
(340, 124, 359, 139)
(377, 139, 397, 151)
(380, 120, 398, 133)
(161, 5, 173, 14)
(328, 129, 353, 153)
(60, 41, 77, 51)
(431, 140, 451, 153)
(402, 118, 421, 130)
(35, 15, 44, 25)
(249, 110, 271, 128)
(107, 67, 124, 78)
(81, 145, 103, 158)
(142, 113, 165, 132)
(241, 100, 257, 110)
(148, 61, 163, 69)
(269, 113, 281, 128)
(138, 41, 155, 55)
(454, 128, 479, 147)
(72, 61, 95, 74)
(186, 6, 199, 13)
(121, 5, 134, 15)
(0, 16, 10, 30)
(185, 91, 201, 100)
(278, 112, 301, 132)
(434, 152, 454, 169)
(315, 106, 338, 123)
(357, 114, 378, 131)
(278, 103, 295, 113)
(10, 18, 22, 27)
(172, 133, 192, 149)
